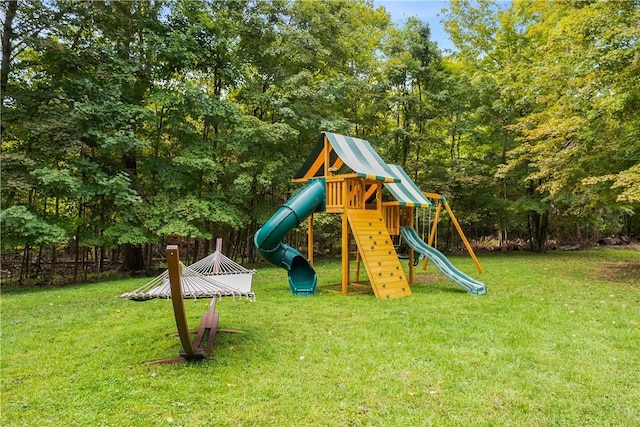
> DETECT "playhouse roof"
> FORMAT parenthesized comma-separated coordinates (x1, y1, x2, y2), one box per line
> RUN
(294, 132, 399, 183)
(294, 132, 431, 207)
(384, 164, 432, 208)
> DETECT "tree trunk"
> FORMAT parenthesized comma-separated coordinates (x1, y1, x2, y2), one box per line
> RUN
(498, 227, 507, 248)
(529, 210, 549, 252)
(122, 243, 144, 271)
(98, 245, 106, 272)
(83, 247, 89, 281)
(20, 244, 30, 284)
(192, 239, 200, 264)
(74, 235, 80, 282)
(203, 239, 211, 257)
(35, 245, 43, 277)
(52, 198, 59, 269)
(1, 0, 17, 102)
(145, 243, 152, 271)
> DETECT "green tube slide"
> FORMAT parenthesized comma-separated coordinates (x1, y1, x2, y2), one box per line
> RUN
(400, 226, 487, 295)
(254, 179, 326, 296)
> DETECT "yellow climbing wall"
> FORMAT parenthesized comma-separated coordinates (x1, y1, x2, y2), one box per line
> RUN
(347, 209, 411, 299)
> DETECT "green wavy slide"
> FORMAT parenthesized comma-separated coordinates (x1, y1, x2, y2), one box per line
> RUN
(400, 226, 487, 295)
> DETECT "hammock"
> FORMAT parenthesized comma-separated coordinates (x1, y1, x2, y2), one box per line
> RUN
(188, 249, 256, 294)
(120, 245, 256, 301)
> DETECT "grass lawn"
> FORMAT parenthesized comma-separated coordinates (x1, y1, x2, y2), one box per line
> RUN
(2, 248, 639, 426)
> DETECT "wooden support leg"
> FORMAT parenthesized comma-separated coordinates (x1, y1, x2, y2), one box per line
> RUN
(342, 211, 349, 295)
(423, 202, 442, 270)
(148, 246, 241, 365)
(190, 297, 220, 358)
(167, 245, 204, 360)
(443, 200, 484, 274)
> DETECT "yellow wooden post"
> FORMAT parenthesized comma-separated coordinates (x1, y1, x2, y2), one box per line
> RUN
(341, 211, 349, 295)
(308, 214, 314, 266)
(423, 201, 442, 270)
(442, 200, 484, 274)
(324, 136, 331, 177)
(429, 201, 442, 246)
(408, 207, 415, 285)
(341, 179, 349, 295)
(422, 192, 484, 274)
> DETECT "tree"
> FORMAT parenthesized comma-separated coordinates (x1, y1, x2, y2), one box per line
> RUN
(443, 0, 556, 250)
(501, 0, 640, 243)
(2, 0, 163, 274)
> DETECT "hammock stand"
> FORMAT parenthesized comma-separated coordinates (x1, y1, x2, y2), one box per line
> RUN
(120, 241, 255, 364)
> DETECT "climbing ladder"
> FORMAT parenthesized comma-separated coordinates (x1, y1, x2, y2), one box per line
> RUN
(347, 209, 411, 299)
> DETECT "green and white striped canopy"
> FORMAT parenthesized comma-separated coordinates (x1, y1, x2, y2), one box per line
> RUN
(295, 132, 399, 182)
(294, 132, 431, 207)
(384, 164, 432, 208)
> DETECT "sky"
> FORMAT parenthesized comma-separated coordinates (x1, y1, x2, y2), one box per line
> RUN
(372, 0, 455, 53)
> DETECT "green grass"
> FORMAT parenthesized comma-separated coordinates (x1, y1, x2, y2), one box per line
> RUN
(2, 248, 639, 426)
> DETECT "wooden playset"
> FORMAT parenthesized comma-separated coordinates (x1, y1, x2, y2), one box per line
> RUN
(255, 131, 486, 299)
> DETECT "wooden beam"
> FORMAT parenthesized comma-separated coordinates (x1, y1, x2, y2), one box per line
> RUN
(408, 207, 415, 286)
(423, 192, 443, 200)
(424, 192, 484, 274)
(442, 200, 484, 274)
(423, 202, 442, 271)
(341, 211, 349, 295)
(167, 245, 201, 359)
(364, 183, 377, 203)
(324, 136, 331, 177)
(308, 214, 314, 266)
(349, 179, 366, 209)
(331, 157, 344, 171)
(428, 202, 442, 246)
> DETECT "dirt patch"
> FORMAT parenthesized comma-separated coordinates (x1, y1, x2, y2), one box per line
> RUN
(413, 274, 442, 283)
(591, 260, 640, 285)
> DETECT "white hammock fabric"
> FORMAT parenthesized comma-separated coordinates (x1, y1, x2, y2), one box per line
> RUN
(188, 250, 251, 274)
(120, 250, 256, 302)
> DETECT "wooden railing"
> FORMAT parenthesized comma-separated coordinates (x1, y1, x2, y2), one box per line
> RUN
(324, 176, 406, 236)
(346, 179, 364, 210)
(325, 175, 376, 213)
(325, 177, 344, 213)
(382, 204, 413, 236)
(383, 204, 400, 235)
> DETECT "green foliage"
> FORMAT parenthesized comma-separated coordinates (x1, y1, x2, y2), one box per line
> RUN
(0, 205, 67, 249)
(102, 224, 150, 247)
(30, 168, 81, 196)
(2, 0, 638, 279)
(442, 0, 640, 246)
(0, 153, 37, 204)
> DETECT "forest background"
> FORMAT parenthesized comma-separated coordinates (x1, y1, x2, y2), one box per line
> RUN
(1, 0, 639, 284)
